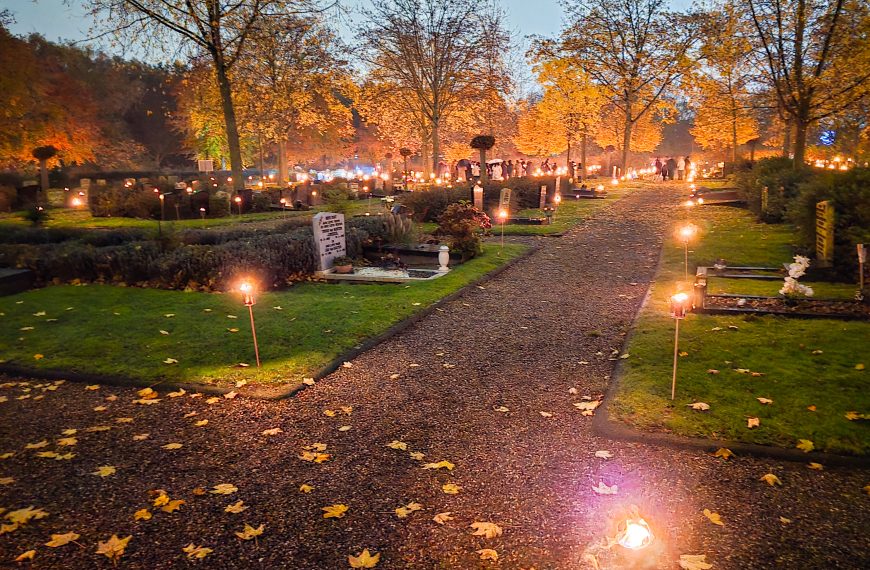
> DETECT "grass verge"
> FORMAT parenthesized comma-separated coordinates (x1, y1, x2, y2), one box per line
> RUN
(0, 243, 527, 387)
(612, 204, 869, 455)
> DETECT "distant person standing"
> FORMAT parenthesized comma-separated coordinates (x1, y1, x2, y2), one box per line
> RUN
(684, 156, 692, 179)
(666, 157, 678, 181)
(677, 155, 686, 180)
(654, 157, 663, 181)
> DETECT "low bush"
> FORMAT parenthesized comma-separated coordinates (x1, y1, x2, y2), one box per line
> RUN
(436, 201, 491, 258)
(401, 187, 470, 221)
(0, 185, 15, 212)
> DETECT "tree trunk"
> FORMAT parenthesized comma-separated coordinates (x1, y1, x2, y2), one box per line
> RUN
(581, 132, 588, 181)
(621, 102, 633, 176)
(731, 105, 739, 164)
(431, 117, 440, 177)
(782, 118, 792, 157)
(39, 159, 48, 195)
(793, 116, 809, 168)
(421, 132, 430, 179)
(278, 140, 288, 184)
(258, 134, 265, 178)
(566, 138, 571, 170)
(214, 59, 244, 191)
(479, 148, 488, 184)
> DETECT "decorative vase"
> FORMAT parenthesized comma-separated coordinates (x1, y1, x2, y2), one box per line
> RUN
(438, 245, 450, 272)
(334, 264, 353, 274)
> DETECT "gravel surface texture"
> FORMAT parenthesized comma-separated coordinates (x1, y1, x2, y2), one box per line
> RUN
(1, 184, 868, 569)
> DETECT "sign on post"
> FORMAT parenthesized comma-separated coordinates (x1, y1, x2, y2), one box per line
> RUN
(815, 200, 834, 267)
(312, 212, 347, 272)
(472, 184, 483, 211)
(197, 159, 214, 173)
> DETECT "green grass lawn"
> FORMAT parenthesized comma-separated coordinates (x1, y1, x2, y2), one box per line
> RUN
(612, 204, 870, 455)
(0, 243, 527, 388)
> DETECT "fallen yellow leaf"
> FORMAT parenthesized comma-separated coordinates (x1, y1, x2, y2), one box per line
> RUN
(134, 509, 152, 521)
(442, 483, 461, 495)
(322, 504, 349, 518)
(15, 550, 36, 561)
(422, 460, 454, 470)
(713, 448, 734, 460)
(386, 440, 407, 451)
(395, 502, 423, 518)
(299, 484, 314, 493)
(45, 531, 80, 547)
(760, 473, 783, 486)
(235, 523, 264, 541)
(92, 465, 116, 477)
(796, 439, 814, 453)
(747, 417, 760, 429)
(470, 521, 503, 538)
(96, 534, 131, 563)
(183, 543, 213, 559)
(224, 501, 248, 514)
(433, 512, 453, 525)
(808, 462, 824, 470)
(210, 483, 238, 495)
(703, 508, 724, 526)
(477, 548, 499, 561)
(161, 499, 185, 513)
(348, 549, 380, 568)
(162, 443, 183, 450)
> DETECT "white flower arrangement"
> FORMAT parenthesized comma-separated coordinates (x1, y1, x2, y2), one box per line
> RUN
(779, 255, 814, 298)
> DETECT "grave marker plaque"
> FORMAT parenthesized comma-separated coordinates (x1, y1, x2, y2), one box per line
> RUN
(313, 212, 347, 271)
(197, 159, 214, 172)
(499, 188, 511, 208)
(815, 200, 834, 267)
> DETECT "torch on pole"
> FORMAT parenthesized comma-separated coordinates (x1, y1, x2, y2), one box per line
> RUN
(669, 292, 690, 400)
(240, 282, 261, 368)
(497, 208, 508, 256)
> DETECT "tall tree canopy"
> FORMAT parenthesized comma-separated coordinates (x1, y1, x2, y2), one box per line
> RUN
(559, 0, 700, 171)
(357, 0, 512, 175)
(745, 0, 870, 167)
(86, 0, 329, 189)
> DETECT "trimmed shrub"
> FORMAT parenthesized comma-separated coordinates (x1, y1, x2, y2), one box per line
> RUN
(734, 157, 813, 222)
(400, 187, 470, 221)
(788, 168, 870, 280)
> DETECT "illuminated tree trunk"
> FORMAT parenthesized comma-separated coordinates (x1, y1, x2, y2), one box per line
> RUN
(215, 58, 244, 191)
(731, 104, 739, 164)
(479, 147, 488, 183)
(581, 132, 588, 181)
(431, 116, 440, 177)
(278, 140, 288, 184)
(621, 104, 632, 176)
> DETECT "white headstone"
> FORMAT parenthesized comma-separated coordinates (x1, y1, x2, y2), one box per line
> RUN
(312, 212, 346, 271)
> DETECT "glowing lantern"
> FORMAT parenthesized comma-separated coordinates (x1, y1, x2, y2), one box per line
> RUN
(616, 516, 654, 550)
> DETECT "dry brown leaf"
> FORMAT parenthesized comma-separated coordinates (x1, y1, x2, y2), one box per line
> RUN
(702, 509, 724, 526)
(470, 521, 503, 538)
(433, 512, 453, 525)
(348, 549, 380, 568)
(477, 549, 499, 562)
(96, 534, 131, 563)
(45, 531, 80, 547)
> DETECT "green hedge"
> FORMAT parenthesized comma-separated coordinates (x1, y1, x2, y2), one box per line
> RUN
(0, 218, 388, 291)
(787, 168, 870, 279)
(734, 157, 813, 222)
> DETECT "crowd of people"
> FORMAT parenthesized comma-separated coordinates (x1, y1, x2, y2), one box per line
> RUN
(652, 156, 692, 181)
(449, 158, 589, 181)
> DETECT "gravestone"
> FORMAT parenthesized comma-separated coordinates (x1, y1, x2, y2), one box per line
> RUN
(96, 179, 107, 186)
(473, 184, 483, 211)
(499, 188, 511, 209)
(815, 200, 834, 267)
(79, 178, 91, 189)
(539, 185, 547, 209)
(313, 212, 346, 272)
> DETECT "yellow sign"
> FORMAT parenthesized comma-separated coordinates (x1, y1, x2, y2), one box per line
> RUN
(815, 201, 834, 267)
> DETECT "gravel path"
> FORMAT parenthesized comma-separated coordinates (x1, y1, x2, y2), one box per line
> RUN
(1, 184, 868, 569)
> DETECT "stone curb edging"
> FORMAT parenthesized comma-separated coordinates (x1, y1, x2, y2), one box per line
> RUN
(595, 233, 870, 468)
(0, 245, 540, 401)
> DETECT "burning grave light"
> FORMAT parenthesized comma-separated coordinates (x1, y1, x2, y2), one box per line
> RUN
(239, 281, 261, 368)
(616, 516, 654, 550)
(669, 291, 691, 399)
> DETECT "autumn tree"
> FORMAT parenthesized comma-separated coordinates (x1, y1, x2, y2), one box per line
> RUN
(745, 0, 870, 167)
(86, 0, 328, 190)
(534, 58, 604, 179)
(688, 2, 759, 162)
(559, 0, 700, 172)
(514, 99, 565, 158)
(235, 13, 352, 182)
(595, 100, 674, 155)
(357, 0, 511, 175)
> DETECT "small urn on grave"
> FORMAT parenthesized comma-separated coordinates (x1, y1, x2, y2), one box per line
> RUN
(438, 245, 450, 272)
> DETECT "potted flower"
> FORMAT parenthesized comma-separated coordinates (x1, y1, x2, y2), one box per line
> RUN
(332, 255, 354, 274)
